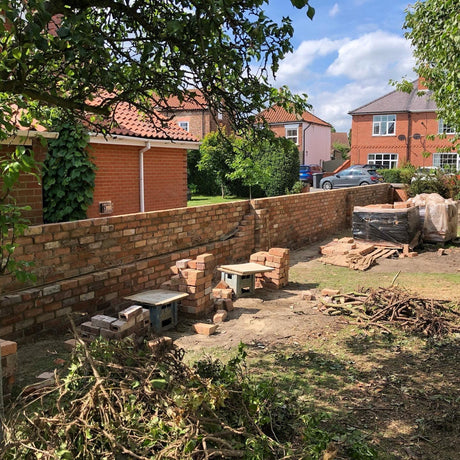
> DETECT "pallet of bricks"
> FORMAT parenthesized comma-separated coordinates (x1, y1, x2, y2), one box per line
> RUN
(79, 305, 150, 342)
(249, 248, 290, 289)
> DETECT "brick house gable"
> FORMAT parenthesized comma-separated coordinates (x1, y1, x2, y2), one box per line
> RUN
(348, 79, 459, 169)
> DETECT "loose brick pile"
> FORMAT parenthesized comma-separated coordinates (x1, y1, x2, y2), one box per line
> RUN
(1, 339, 17, 397)
(249, 247, 290, 289)
(164, 253, 216, 316)
(79, 305, 150, 342)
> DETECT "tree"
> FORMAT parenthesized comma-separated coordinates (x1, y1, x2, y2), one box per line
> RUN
(0, 0, 315, 136)
(0, 0, 316, 280)
(403, 0, 460, 131)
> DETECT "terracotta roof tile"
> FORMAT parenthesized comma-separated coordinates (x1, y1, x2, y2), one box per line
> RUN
(91, 97, 198, 142)
(164, 91, 208, 111)
(258, 105, 331, 127)
(331, 132, 349, 146)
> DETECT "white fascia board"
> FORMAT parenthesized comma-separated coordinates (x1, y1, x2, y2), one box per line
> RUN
(89, 133, 200, 149)
(2, 130, 59, 145)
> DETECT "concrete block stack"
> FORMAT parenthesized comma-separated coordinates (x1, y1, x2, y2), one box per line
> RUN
(79, 305, 150, 342)
(250, 247, 290, 289)
(1, 339, 17, 397)
(164, 253, 216, 316)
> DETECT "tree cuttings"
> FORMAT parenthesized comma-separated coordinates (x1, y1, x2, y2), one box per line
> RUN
(0, 0, 315, 137)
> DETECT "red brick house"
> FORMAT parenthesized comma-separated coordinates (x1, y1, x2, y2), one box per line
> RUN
(163, 92, 232, 140)
(258, 105, 332, 166)
(2, 103, 199, 224)
(349, 79, 459, 169)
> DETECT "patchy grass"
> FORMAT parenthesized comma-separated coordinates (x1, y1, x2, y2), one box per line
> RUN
(187, 195, 246, 206)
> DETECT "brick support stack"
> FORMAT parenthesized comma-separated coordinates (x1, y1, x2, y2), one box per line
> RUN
(166, 253, 216, 316)
(1, 339, 17, 397)
(250, 247, 290, 289)
(79, 305, 150, 341)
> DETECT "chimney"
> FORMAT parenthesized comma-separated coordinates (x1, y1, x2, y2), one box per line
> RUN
(417, 77, 429, 91)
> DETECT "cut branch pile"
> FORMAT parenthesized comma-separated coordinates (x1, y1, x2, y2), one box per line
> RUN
(1, 337, 297, 459)
(320, 286, 460, 337)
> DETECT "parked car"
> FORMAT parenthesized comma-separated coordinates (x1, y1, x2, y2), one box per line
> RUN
(320, 167, 383, 190)
(299, 164, 322, 185)
(349, 163, 384, 170)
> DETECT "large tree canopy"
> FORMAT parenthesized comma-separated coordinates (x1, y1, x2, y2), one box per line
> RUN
(403, 0, 460, 130)
(0, 0, 315, 137)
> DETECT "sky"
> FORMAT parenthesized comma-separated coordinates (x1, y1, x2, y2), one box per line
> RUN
(263, 0, 417, 132)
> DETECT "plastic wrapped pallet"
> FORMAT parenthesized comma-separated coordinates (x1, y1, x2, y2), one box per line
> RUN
(407, 194, 458, 243)
(352, 206, 421, 245)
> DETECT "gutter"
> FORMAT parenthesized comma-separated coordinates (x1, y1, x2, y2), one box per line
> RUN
(89, 133, 200, 150)
(138, 142, 151, 213)
(3, 130, 60, 146)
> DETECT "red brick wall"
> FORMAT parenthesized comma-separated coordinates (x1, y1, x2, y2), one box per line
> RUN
(0, 139, 47, 226)
(0, 184, 391, 342)
(172, 110, 232, 140)
(87, 144, 187, 218)
(350, 112, 455, 167)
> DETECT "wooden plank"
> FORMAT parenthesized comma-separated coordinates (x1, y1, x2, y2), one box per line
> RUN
(218, 263, 275, 276)
(124, 289, 189, 306)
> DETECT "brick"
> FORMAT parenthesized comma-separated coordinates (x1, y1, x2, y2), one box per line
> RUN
(80, 322, 101, 335)
(147, 336, 173, 352)
(213, 310, 228, 324)
(268, 247, 289, 257)
(215, 280, 230, 289)
(99, 328, 120, 339)
(393, 201, 412, 209)
(64, 339, 77, 351)
(407, 252, 418, 258)
(110, 319, 133, 332)
(176, 259, 192, 269)
(187, 260, 197, 269)
(193, 323, 218, 335)
(91, 315, 117, 329)
(0, 339, 17, 357)
(321, 288, 340, 296)
(119, 305, 143, 321)
(196, 253, 214, 263)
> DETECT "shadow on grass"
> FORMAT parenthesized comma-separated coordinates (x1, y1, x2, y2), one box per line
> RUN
(247, 330, 460, 459)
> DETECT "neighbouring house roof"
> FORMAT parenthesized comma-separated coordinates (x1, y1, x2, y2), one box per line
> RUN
(164, 91, 208, 111)
(349, 81, 437, 115)
(331, 132, 349, 147)
(106, 100, 198, 142)
(258, 105, 331, 127)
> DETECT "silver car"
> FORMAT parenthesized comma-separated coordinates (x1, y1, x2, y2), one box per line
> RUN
(320, 167, 383, 190)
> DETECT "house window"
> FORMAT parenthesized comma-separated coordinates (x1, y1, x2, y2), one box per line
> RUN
(217, 110, 223, 121)
(373, 115, 396, 136)
(432, 152, 460, 170)
(438, 119, 457, 134)
(367, 153, 398, 169)
(285, 124, 299, 145)
(178, 121, 189, 131)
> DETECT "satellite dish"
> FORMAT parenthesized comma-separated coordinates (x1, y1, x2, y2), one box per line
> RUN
(412, 133, 421, 140)
(398, 134, 406, 141)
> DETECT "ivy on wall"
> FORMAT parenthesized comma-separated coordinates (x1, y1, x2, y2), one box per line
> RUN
(43, 120, 96, 223)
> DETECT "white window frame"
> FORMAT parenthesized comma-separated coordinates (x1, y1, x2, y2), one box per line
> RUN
(372, 115, 396, 136)
(285, 124, 299, 145)
(432, 152, 460, 170)
(438, 119, 457, 135)
(367, 153, 398, 169)
(178, 121, 189, 131)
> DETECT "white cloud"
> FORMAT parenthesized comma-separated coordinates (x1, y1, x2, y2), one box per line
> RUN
(272, 30, 417, 131)
(329, 3, 340, 18)
(326, 30, 415, 83)
(276, 38, 348, 82)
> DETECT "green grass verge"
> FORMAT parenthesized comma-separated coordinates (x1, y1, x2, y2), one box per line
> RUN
(187, 195, 246, 206)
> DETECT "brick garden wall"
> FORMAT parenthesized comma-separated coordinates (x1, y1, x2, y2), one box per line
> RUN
(0, 184, 391, 342)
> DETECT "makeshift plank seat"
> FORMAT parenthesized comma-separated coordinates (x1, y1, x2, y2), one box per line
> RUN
(217, 263, 275, 297)
(124, 290, 188, 332)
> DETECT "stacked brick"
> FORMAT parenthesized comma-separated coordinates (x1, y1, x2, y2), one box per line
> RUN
(1, 339, 17, 397)
(164, 253, 216, 316)
(79, 305, 150, 341)
(250, 247, 290, 289)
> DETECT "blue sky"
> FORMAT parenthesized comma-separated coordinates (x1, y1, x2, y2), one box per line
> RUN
(263, 0, 417, 132)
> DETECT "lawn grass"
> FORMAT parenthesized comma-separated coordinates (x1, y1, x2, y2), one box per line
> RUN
(187, 194, 246, 206)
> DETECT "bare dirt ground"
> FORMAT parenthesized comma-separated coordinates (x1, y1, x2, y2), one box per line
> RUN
(12, 238, 460, 459)
(169, 242, 460, 352)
